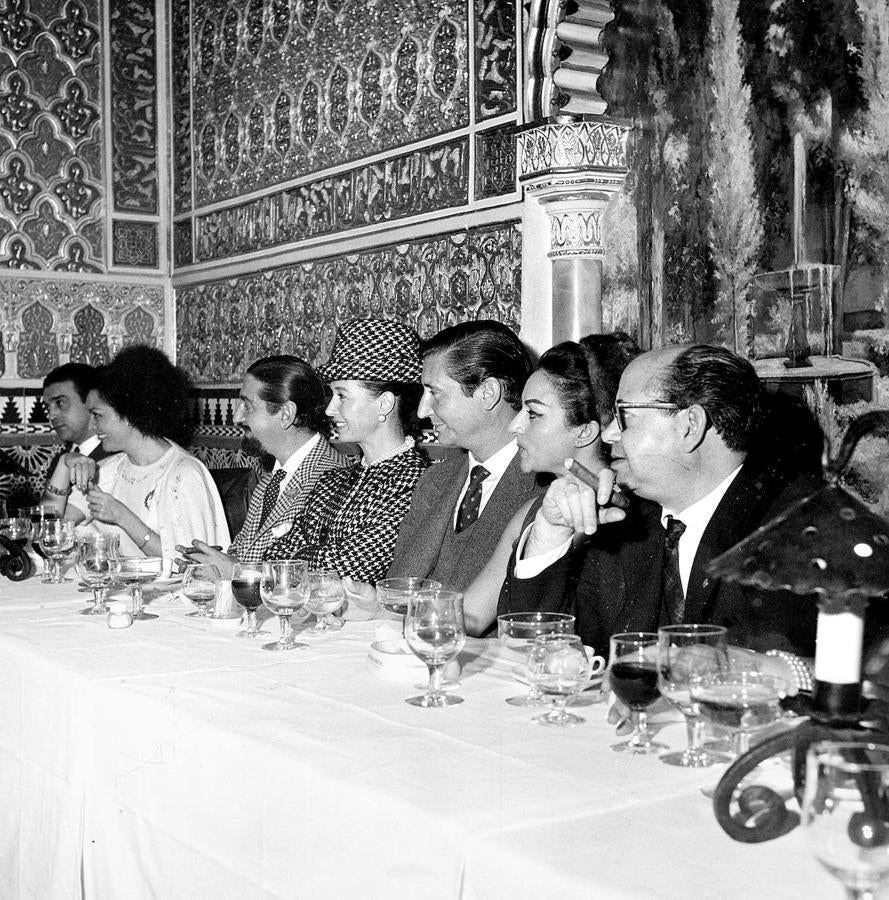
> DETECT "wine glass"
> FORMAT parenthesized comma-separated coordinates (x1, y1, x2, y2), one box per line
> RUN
(304, 569, 345, 634)
(404, 588, 466, 708)
(74, 533, 120, 615)
(608, 632, 667, 754)
(182, 563, 220, 617)
(376, 577, 442, 632)
(38, 518, 76, 583)
(692, 668, 788, 759)
(803, 741, 889, 900)
(1, 517, 32, 542)
(497, 612, 576, 707)
(531, 634, 593, 726)
(260, 560, 310, 651)
(116, 556, 164, 621)
(231, 562, 265, 637)
(24, 504, 58, 580)
(657, 624, 731, 767)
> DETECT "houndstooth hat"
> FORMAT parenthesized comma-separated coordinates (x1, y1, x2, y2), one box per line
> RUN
(318, 318, 423, 383)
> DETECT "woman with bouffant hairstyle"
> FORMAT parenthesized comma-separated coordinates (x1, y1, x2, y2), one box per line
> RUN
(45, 345, 229, 572)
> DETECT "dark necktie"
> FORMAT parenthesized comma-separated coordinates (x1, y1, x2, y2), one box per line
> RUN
(455, 465, 489, 533)
(662, 516, 687, 624)
(258, 469, 287, 528)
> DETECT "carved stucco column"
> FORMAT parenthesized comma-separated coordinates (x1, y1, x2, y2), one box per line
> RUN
(517, 116, 631, 354)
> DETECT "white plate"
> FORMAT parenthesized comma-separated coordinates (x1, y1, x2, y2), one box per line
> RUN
(512, 664, 604, 691)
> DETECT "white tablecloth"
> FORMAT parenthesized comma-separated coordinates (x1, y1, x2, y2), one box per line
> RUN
(0, 577, 848, 900)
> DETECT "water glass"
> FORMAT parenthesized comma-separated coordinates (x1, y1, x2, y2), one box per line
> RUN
(608, 632, 666, 754)
(803, 741, 889, 900)
(404, 588, 466, 708)
(531, 634, 593, 726)
(182, 563, 220, 617)
(260, 560, 309, 650)
(38, 518, 76, 583)
(74, 533, 120, 615)
(304, 569, 345, 634)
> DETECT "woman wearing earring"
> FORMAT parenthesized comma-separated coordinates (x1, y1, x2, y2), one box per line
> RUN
(461, 333, 639, 635)
(267, 318, 429, 583)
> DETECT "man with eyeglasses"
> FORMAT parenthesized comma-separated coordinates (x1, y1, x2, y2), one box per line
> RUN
(506, 342, 824, 660)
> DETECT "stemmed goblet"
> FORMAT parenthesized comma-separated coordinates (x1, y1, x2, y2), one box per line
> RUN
(497, 612, 576, 707)
(182, 563, 220, 617)
(74, 533, 120, 615)
(608, 632, 667, 754)
(404, 588, 466, 708)
(803, 741, 889, 900)
(692, 667, 788, 759)
(376, 577, 442, 633)
(38, 518, 76, 583)
(260, 560, 310, 651)
(657, 624, 731, 767)
(116, 556, 164, 621)
(304, 569, 345, 634)
(231, 562, 265, 637)
(531, 634, 593, 726)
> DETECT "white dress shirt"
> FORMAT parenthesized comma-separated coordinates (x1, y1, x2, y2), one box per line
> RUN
(272, 433, 322, 493)
(75, 434, 102, 457)
(453, 440, 519, 528)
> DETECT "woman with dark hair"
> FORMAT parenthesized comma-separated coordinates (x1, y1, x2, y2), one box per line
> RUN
(268, 318, 429, 583)
(460, 332, 639, 634)
(46, 345, 229, 571)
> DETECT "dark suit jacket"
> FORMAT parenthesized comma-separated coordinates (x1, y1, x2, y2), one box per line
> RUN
(506, 458, 823, 656)
(387, 451, 540, 592)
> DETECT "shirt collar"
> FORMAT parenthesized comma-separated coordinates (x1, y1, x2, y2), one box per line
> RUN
(468, 439, 518, 480)
(77, 434, 101, 457)
(272, 433, 321, 478)
(661, 463, 743, 532)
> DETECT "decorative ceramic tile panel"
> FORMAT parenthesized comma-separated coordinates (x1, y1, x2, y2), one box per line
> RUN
(190, 0, 469, 207)
(174, 219, 193, 267)
(475, 123, 516, 200)
(475, 0, 516, 119)
(171, 0, 192, 214)
(177, 221, 522, 383)
(108, 0, 158, 214)
(194, 138, 469, 262)
(111, 219, 158, 268)
(0, 0, 104, 271)
(1, 275, 164, 380)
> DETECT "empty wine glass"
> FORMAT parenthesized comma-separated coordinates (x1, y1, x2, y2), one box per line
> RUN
(182, 563, 220, 617)
(608, 632, 667, 755)
(404, 588, 466, 708)
(497, 612, 576, 707)
(38, 518, 76, 583)
(74, 533, 120, 615)
(692, 668, 788, 759)
(231, 562, 265, 637)
(657, 624, 731, 768)
(116, 556, 163, 621)
(803, 741, 889, 900)
(531, 634, 593, 726)
(304, 569, 345, 634)
(260, 560, 310, 651)
(376, 577, 442, 631)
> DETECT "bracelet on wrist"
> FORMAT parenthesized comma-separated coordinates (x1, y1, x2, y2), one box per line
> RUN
(766, 649, 814, 693)
(44, 483, 71, 497)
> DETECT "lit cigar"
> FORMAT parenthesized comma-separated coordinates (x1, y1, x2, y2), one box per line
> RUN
(564, 457, 630, 510)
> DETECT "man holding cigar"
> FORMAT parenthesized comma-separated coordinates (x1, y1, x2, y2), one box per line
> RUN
(179, 356, 346, 576)
(507, 343, 823, 658)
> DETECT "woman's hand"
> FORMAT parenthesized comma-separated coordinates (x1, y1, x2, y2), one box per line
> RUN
(63, 452, 97, 492)
(86, 487, 129, 525)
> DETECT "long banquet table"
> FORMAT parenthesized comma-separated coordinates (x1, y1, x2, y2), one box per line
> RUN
(0, 576, 848, 900)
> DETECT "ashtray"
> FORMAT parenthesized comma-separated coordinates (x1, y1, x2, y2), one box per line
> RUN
(367, 639, 461, 684)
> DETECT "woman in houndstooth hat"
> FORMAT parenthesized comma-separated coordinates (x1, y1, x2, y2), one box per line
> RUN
(267, 318, 429, 586)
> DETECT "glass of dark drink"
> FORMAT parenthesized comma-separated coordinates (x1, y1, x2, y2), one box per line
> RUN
(608, 632, 666, 755)
(116, 556, 163, 620)
(231, 562, 266, 638)
(22, 504, 59, 580)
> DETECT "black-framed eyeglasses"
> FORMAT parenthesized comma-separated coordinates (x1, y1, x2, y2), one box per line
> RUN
(612, 400, 681, 432)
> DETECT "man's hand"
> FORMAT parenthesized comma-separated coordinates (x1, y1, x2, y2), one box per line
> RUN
(525, 468, 626, 557)
(341, 577, 379, 621)
(175, 541, 234, 578)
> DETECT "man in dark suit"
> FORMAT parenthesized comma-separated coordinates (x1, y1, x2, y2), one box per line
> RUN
(41, 363, 109, 502)
(507, 343, 823, 658)
(182, 356, 346, 576)
(386, 320, 541, 593)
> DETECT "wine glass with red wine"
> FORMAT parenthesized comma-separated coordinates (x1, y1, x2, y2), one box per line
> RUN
(231, 562, 266, 638)
(608, 632, 667, 755)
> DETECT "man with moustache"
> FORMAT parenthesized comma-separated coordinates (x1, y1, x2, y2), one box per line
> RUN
(41, 363, 109, 502)
(181, 356, 346, 576)
(385, 320, 540, 592)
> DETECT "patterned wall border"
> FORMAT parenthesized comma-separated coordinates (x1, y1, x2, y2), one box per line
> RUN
(193, 137, 469, 263)
(475, 123, 517, 200)
(475, 0, 516, 120)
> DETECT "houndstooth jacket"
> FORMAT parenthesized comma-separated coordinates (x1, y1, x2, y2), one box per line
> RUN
(267, 445, 429, 583)
(229, 436, 347, 565)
